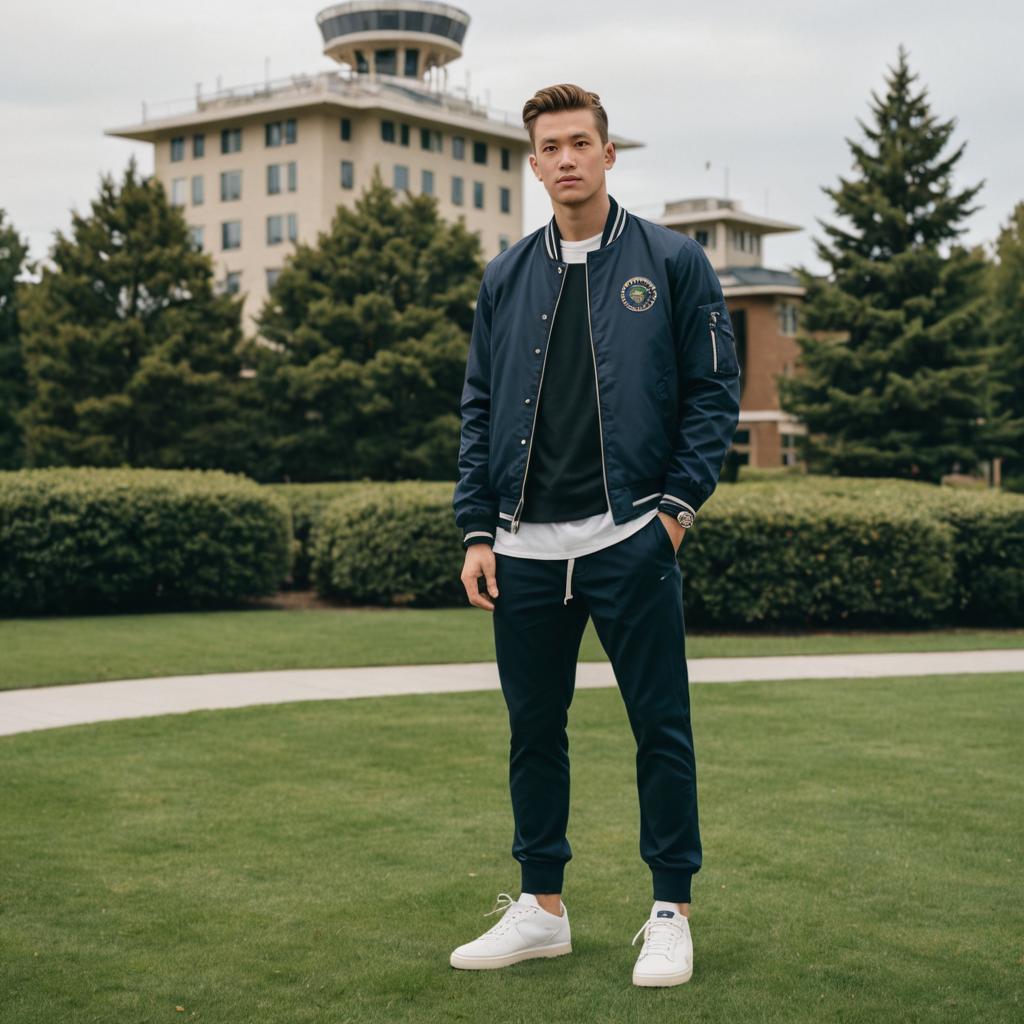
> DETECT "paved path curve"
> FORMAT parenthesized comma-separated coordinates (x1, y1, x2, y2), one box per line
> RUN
(2, 649, 1022, 738)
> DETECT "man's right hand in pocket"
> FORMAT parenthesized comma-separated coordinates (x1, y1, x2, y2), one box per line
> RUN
(461, 545, 499, 611)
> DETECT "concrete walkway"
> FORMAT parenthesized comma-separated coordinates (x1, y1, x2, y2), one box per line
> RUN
(1, 648, 1022, 738)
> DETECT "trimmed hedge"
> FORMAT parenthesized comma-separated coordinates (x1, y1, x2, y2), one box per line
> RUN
(0, 467, 292, 615)
(309, 475, 1024, 627)
(311, 482, 465, 607)
(265, 481, 363, 588)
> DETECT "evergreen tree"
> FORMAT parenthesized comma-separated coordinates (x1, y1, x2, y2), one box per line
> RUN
(985, 201, 1024, 486)
(19, 155, 257, 471)
(250, 165, 485, 481)
(778, 44, 1016, 480)
(0, 209, 30, 468)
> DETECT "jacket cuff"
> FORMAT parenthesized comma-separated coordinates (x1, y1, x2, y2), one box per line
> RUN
(657, 482, 705, 521)
(462, 521, 496, 549)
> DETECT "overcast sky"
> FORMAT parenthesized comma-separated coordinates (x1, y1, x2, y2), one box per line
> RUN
(2, 0, 1020, 276)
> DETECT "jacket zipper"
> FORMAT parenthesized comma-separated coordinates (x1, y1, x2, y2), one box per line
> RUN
(511, 265, 569, 533)
(709, 310, 720, 373)
(584, 259, 613, 520)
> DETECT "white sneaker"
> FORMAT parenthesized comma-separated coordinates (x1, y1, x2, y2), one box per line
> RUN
(449, 892, 572, 970)
(631, 905, 693, 987)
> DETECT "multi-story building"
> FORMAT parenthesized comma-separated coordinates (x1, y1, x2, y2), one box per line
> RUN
(104, 1, 641, 337)
(659, 197, 806, 468)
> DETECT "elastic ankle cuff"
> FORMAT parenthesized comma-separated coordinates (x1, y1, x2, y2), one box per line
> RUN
(520, 861, 565, 895)
(651, 868, 693, 904)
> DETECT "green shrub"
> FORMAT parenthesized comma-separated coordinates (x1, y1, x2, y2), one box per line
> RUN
(680, 484, 956, 628)
(0, 467, 292, 615)
(308, 474, 1024, 627)
(311, 482, 464, 607)
(265, 482, 363, 588)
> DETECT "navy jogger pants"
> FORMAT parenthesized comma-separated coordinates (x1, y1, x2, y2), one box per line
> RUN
(491, 514, 702, 903)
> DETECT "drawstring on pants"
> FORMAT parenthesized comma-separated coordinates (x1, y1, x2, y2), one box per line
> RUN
(563, 557, 575, 605)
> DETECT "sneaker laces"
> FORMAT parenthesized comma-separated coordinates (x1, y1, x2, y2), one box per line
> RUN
(631, 917, 686, 959)
(479, 892, 534, 937)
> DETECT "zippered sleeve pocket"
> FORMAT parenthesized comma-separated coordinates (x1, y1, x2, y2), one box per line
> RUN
(698, 299, 740, 377)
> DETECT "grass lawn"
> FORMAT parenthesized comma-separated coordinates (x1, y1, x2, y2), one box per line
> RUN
(1, 607, 1023, 691)
(1, 672, 1021, 1023)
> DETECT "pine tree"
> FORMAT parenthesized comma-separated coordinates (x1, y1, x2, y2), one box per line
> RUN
(19, 155, 257, 471)
(985, 202, 1024, 486)
(250, 165, 485, 481)
(778, 44, 1016, 480)
(0, 209, 31, 468)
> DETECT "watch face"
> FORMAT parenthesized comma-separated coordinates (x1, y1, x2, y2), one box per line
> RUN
(676, 510, 695, 528)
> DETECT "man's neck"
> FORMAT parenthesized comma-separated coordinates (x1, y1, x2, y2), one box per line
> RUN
(553, 188, 610, 242)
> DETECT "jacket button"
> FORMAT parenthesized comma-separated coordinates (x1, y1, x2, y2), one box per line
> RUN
(520, 439, 527, 445)
(541, 313, 548, 320)
(534, 347, 541, 354)
(524, 398, 531, 404)
(557, 267, 563, 274)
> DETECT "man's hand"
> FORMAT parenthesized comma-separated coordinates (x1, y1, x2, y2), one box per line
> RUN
(657, 511, 686, 554)
(461, 544, 499, 611)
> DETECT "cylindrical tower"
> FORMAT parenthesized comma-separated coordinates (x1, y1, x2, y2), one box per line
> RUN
(316, 1, 471, 81)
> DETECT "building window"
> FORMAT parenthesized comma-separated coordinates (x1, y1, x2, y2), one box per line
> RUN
(221, 128, 241, 154)
(193, 134, 205, 159)
(266, 268, 281, 290)
(404, 48, 419, 77)
(394, 164, 409, 191)
(498, 234, 510, 253)
(381, 120, 395, 143)
(267, 215, 283, 245)
(473, 141, 487, 165)
(265, 118, 297, 147)
(287, 213, 297, 242)
(170, 177, 187, 206)
(287, 161, 297, 192)
(452, 136, 465, 160)
(375, 48, 397, 75)
(695, 230, 709, 247)
(340, 117, 351, 141)
(267, 164, 281, 195)
(355, 49, 369, 73)
(222, 221, 241, 250)
(224, 271, 241, 294)
(420, 127, 441, 152)
(422, 168, 434, 195)
(451, 175, 464, 206)
(777, 302, 799, 336)
(501, 146, 510, 171)
(189, 225, 204, 250)
(191, 175, 204, 205)
(400, 123, 409, 146)
(780, 432, 800, 467)
(220, 170, 242, 201)
(341, 160, 355, 189)
(473, 181, 484, 209)
(170, 136, 185, 162)
(500, 187, 511, 214)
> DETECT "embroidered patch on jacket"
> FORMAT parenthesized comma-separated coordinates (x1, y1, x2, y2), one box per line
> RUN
(620, 276, 657, 312)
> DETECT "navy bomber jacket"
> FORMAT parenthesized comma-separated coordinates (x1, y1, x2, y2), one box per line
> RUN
(453, 194, 742, 550)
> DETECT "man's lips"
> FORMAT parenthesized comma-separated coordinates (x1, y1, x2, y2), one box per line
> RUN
(557, 177, 581, 184)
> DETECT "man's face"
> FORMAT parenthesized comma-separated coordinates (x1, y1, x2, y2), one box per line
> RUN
(528, 108, 615, 206)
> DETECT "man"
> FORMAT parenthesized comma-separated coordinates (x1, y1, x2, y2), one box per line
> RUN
(450, 83, 741, 987)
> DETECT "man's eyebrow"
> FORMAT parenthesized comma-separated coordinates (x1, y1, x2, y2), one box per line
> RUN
(538, 131, 593, 144)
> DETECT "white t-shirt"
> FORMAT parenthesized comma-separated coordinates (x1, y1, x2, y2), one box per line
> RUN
(492, 229, 660, 560)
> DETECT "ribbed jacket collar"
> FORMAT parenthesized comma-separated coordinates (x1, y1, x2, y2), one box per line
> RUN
(543, 194, 629, 260)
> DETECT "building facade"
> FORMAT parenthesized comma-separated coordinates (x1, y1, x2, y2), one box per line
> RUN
(658, 197, 806, 468)
(104, 1, 640, 337)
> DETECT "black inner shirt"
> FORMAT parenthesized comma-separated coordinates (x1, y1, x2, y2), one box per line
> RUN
(521, 262, 608, 523)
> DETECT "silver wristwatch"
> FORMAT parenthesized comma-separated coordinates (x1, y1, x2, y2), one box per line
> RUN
(675, 509, 695, 529)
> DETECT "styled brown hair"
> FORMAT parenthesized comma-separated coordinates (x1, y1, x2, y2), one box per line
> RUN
(522, 84, 609, 151)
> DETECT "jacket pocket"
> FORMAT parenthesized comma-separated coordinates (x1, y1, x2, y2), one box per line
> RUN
(699, 299, 740, 377)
